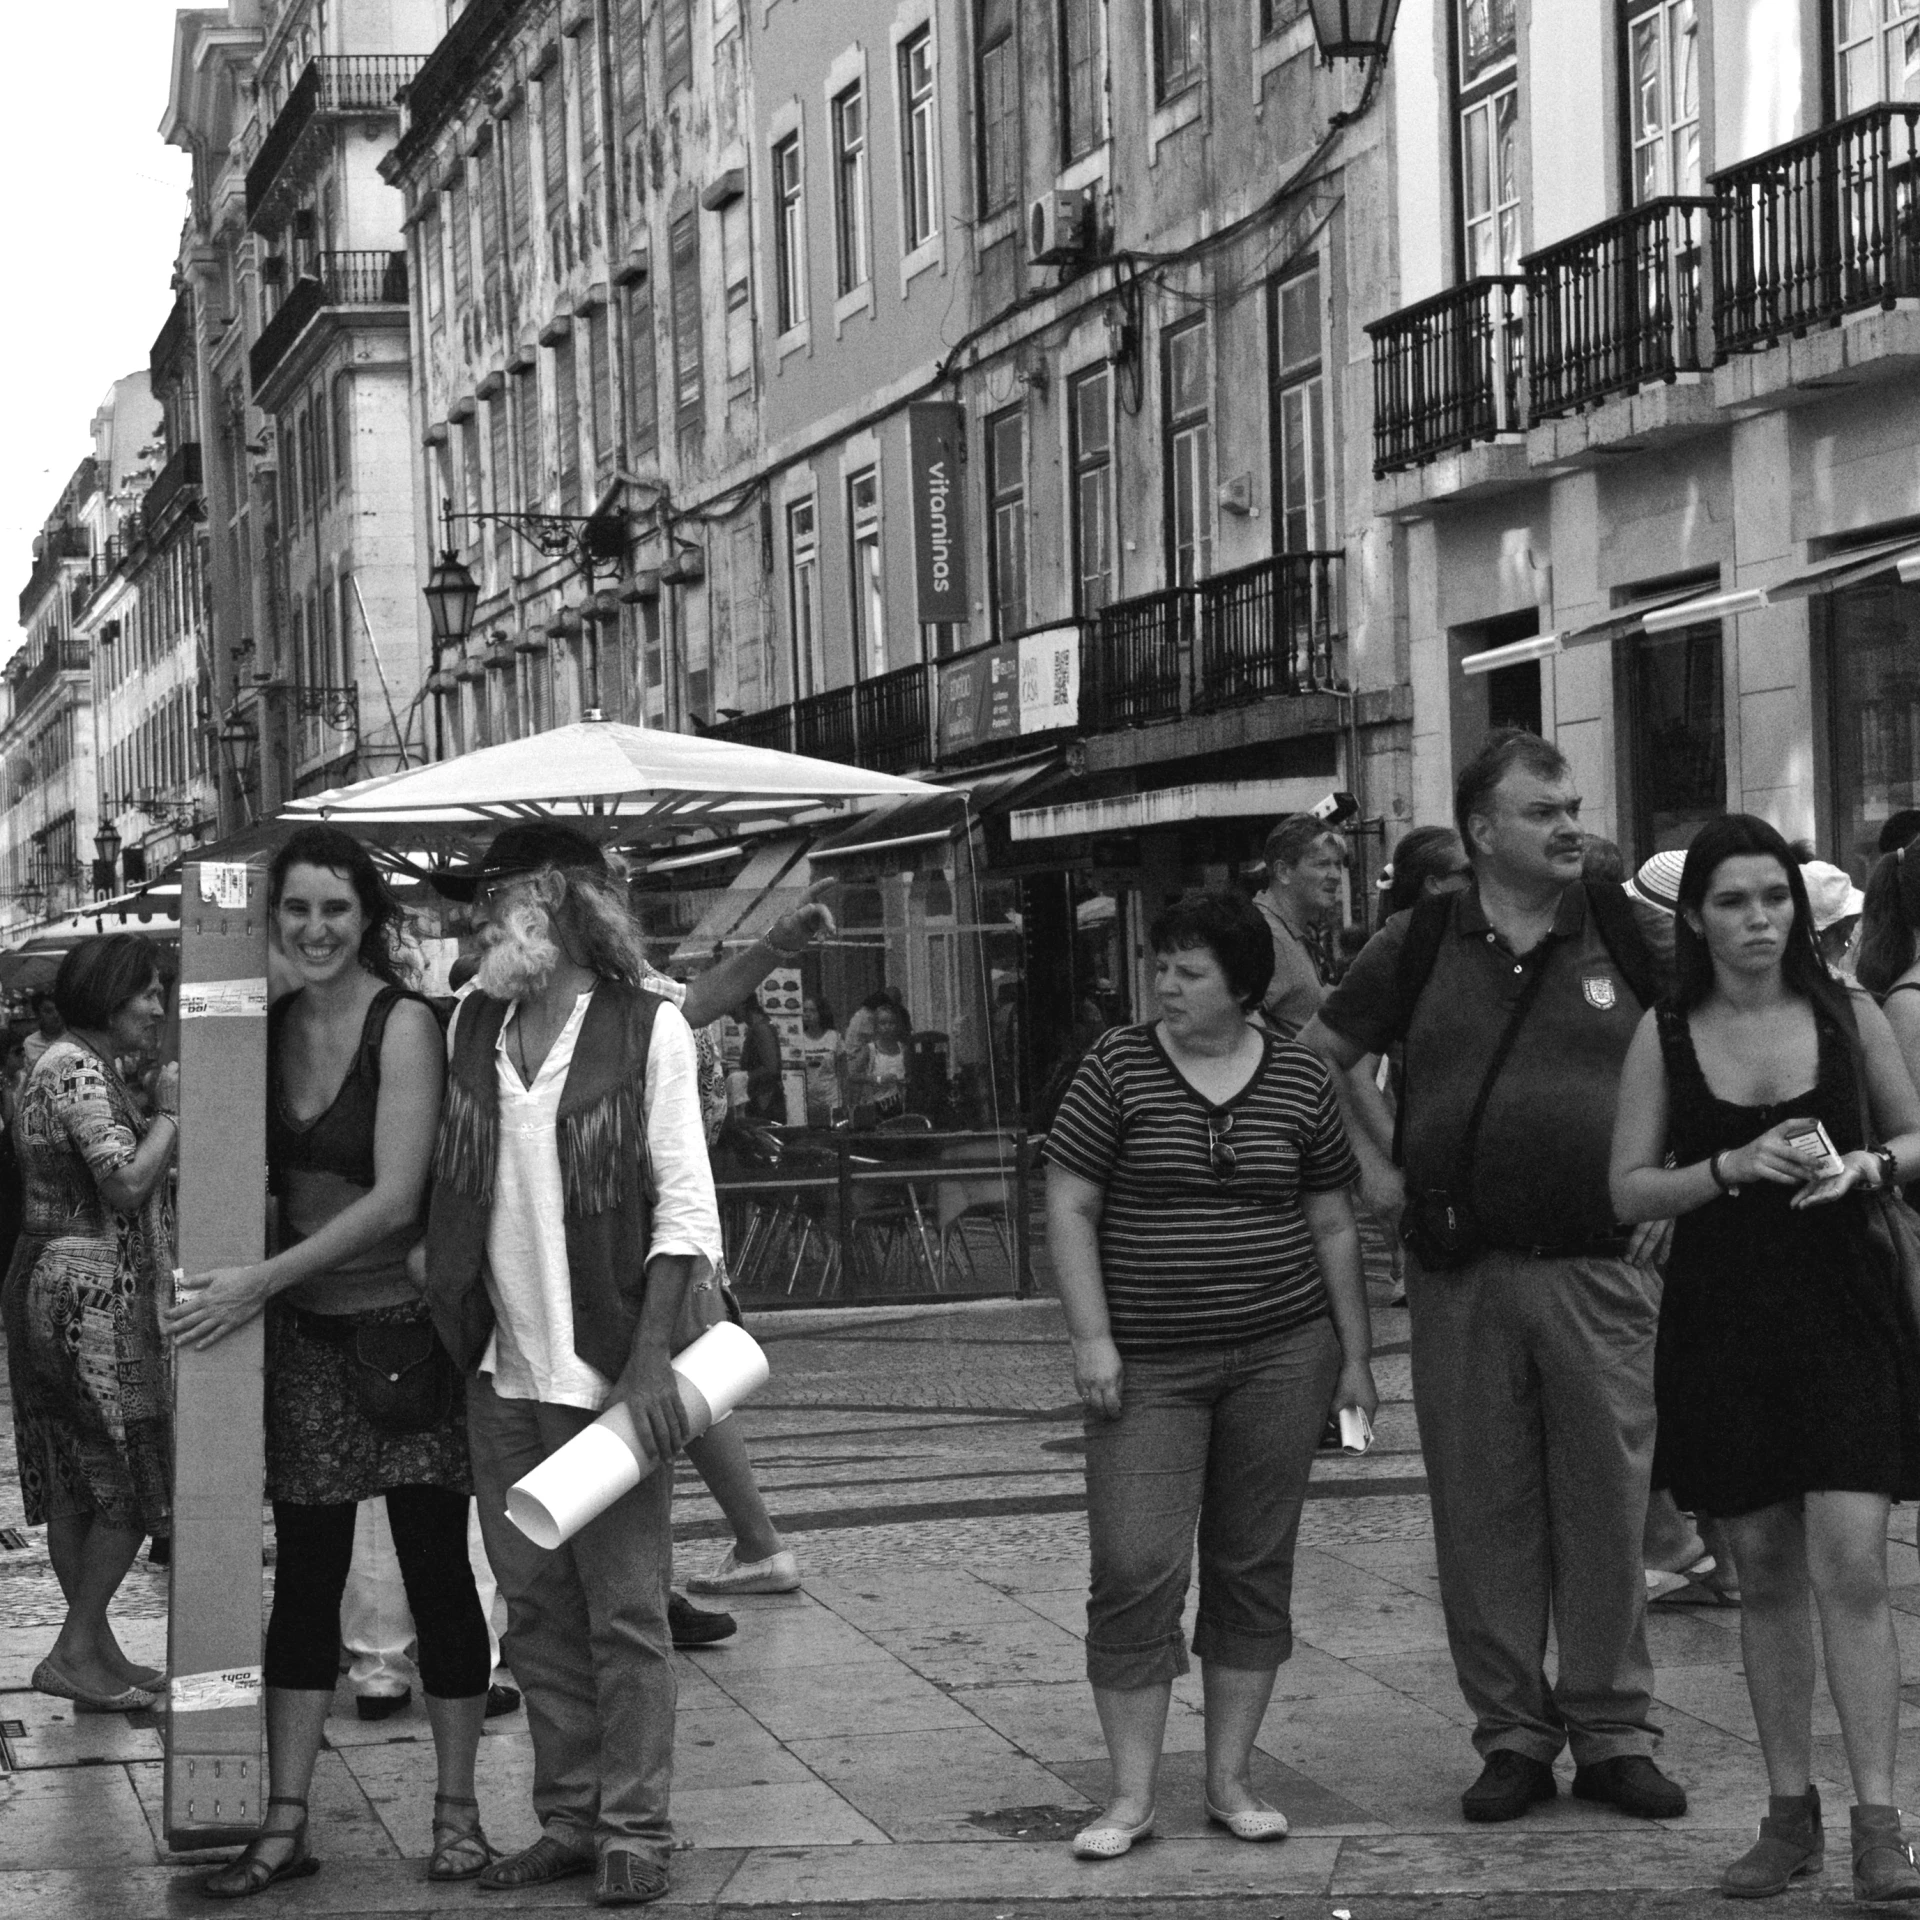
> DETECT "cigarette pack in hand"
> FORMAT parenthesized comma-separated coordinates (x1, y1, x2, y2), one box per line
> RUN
(1782, 1118, 1845, 1180)
(1337, 1406, 1374, 1454)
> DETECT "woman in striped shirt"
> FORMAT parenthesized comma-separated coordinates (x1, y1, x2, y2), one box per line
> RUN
(1045, 888, 1376, 1860)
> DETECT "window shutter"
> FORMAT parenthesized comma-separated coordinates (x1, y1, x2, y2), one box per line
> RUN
(554, 338, 580, 512)
(478, 138, 503, 336)
(670, 212, 703, 432)
(515, 366, 543, 509)
(448, 173, 471, 311)
(588, 307, 614, 487)
(664, 0, 692, 95)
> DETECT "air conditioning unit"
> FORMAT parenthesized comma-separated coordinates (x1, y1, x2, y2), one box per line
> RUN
(1029, 189, 1091, 266)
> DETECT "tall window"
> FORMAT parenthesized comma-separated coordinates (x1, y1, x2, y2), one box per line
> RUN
(1836, 0, 1920, 113)
(488, 392, 512, 574)
(541, 74, 569, 271)
(478, 132, 503, 336)
(663, 0, 693, 96)
(773, 134, 807, 334)
(626, 278, 658, 457)
(986, 409, 1029, 640)
(899, 28, 938, 253)
(833, 84, 870, 294)
(1272, 263, 1327, 552)
(670, 211, 704, 442)
(847, 469, 886, 676)
(1626, 0, 1699, 200)
(978, 0, 1018, 214)
(448, 175, 471, 316)
(1164, 318, 1212, 587)
(1061, 0, 1105, 161)
(422, 201, 444, 328)
(1154, 0, 1203, 102)
(788, 497, 823, 695)
(1068, 366, 1113, 614)
(503, 102, 531, 282)
(513, 363, 543, 509)
(1457, 0, 1519, 274)
(722, 200, 754, 388)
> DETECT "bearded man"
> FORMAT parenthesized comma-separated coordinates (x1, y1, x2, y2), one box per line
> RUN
(425, 823, 733, 1907)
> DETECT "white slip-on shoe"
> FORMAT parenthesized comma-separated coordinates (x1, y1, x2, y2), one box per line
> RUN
(1072, 1809, 1156, 1859)
(1205, 1797, 1290, 1841)
(684, 1547, 802, 1595)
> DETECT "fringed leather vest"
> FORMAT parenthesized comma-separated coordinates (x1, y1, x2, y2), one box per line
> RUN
(425, 980, 662, 1379)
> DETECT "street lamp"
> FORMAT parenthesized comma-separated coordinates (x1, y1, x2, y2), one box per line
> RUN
(17, 875, 44, 919)
(93, 820, 122, 900)
(424, 548, 481, 649)
(1306, 0, 1404, 59)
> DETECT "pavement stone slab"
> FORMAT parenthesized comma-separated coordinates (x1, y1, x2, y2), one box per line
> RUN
(1047, 1747, 1383, 1837)
(955, 1679, 1212, 1763)
(699, 1658, 984, 1742)
(674, 1779, 890, 1849)
(0, 1764, 158, 1869)
(0, 1685, 165, 1768)
(717, 1833, 1343, 1903)
(1332, 1827, 1753, 1895)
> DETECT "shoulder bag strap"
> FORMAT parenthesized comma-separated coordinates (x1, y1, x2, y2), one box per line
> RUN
(1446, 940, 1556, 1201)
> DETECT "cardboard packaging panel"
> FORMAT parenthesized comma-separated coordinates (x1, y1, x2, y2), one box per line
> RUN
(165, 858, 271, 1848)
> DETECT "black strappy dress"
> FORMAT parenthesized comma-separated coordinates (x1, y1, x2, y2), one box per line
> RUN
(1652, 1001, 1920, 1517)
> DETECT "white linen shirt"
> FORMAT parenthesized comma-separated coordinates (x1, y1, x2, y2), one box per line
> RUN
(467, 982, 722, 1410)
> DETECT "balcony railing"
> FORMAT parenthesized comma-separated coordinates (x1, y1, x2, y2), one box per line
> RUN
(1366, 277, 1527, 475)
(1526, 197, 1713, 419)
(250, 251, 408, 391)
(1082, 587, 1192, 730)
(709, 705, 795, 754)
(1712, 103, 1920, 355)
(854, 664, 932, 773)
(793, 686, 859, 764)
(1193, 553, 1342, 711)
(142, 442, 203, 528)
(246, 56, 424, 217)
(17, 524, 90, 624)
(14, 641, 91, 711)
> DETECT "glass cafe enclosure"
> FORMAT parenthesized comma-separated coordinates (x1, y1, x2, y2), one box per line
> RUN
(628, 808, 1030, 1305)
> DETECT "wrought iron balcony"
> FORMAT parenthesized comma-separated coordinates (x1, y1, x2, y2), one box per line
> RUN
(707, 706, 795, 754)
(793, 686, 859, 764)
(1193, 552, 1342, 712)
(14, 640, 91, 711)
(1081, 552, 1345, 730)
(854, 664, 933, 773)
(250, 251, 409, 393)
(246, 56, 425, 221)
(1525, 197, 1713, 419)
(17, 524, 91, 625)
(142, 442, 203, 529)
(1366, 277, 1527, 475)
(1082, 587, 1191, 730)
(1711, 103, 1920, 356)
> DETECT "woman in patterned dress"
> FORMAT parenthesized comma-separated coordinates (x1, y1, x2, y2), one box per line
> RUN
(3, 933, 177, 1712)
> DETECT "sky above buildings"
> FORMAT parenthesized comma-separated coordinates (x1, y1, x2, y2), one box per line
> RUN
(2, 1, 191, 659)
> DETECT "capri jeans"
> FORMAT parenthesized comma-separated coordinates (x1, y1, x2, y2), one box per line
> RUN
(1083, 1317, 1342, 1691)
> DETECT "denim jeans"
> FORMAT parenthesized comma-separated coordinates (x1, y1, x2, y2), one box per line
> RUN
(1082, 1317, 1342, 1690)
(468, 1377, 676, 1861)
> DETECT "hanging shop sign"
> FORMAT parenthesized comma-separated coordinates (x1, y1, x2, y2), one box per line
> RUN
(936, 625, 1082, 757)
(907, 402, 970, 625)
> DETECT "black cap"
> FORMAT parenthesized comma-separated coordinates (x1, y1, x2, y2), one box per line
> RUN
(427, 822, 610, 902)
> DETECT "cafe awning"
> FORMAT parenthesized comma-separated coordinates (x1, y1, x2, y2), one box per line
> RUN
(809, 755, 1063, 863)
(1009, 775, 1334, 842)
(1639, 534, 1920, 633)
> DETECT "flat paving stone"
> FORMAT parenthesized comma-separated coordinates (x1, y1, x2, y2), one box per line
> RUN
(674, 1778, 890, 1848)
(1048, 1746, 1382, 1837)
(0, 1685, 164, 1768)
(1333, 1827, 1753, 1895)
(718, 1833, 1344, 1903)
(700, 1657, 983, 1742)
(956, 1679, 1212, 1762)
(0, 1765, 157, 1868)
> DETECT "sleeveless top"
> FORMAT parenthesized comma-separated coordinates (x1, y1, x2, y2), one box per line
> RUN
(268, 986, 430, 1287)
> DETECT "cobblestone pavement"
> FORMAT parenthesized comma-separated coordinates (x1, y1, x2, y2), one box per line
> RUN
(4, 1244, 1920, 1915)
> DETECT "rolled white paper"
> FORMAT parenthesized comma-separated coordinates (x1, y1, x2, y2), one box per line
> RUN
(505, 1322, 771, 1549)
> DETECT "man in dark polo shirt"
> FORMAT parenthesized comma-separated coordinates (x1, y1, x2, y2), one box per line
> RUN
(1298, 729, 1685, 1826)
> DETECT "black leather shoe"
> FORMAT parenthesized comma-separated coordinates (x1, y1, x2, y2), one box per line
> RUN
(1462, 1750, 1557, 1823)
(1572, 1754, 1687, 1819)
(484, 1683, 521, 1719)
(355, 1686, 411, 1721)
(668, 1591, 736, 1649)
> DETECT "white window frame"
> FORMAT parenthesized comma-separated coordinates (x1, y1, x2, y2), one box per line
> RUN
(847, 466, 887, 678)
(828, 64, 873, 314)
(772, 130, 808, 341)
(1626, 0, 1700, 202)
(893, 19, 942, 285)
(788, 495, 824, 697)
(1272, 263, 1329, 554)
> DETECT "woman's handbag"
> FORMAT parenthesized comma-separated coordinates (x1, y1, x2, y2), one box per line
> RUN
(336, 1318, 457, 1434)
(1844, 996, 1920, 1335)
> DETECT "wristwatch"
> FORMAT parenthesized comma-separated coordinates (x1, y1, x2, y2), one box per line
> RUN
(1874, 1146, 1900, 1189)
(1709, 1150, 1741, 1197)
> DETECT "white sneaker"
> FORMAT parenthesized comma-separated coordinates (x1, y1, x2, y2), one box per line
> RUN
(685, 1547, 802, 1595)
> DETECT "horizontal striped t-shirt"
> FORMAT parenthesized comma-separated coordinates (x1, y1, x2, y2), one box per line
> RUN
(1042, 1023, 1357, 1355)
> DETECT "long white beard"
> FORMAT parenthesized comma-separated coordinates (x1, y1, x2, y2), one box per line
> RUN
(476, 903, 563, 1002)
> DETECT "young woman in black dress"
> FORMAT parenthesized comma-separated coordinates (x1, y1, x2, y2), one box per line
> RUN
(1611, 814, 1920, 1903)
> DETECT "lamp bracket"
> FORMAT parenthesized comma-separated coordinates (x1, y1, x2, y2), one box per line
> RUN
(441, 503, 627, 579)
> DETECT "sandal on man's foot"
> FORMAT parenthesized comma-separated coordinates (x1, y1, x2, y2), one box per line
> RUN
(201, 1797, 321, 1899)
(427, 1792, 494, 1882)
(596, 1848, 670, 1907)
(477, 1833, 595, 1891)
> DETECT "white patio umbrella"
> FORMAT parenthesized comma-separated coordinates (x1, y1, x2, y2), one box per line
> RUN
(282, 716, 944, 833)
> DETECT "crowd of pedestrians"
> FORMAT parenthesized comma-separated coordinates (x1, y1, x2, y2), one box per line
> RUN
(6, 742, 1920, 1905)
(1051, 729, 1920, 1905)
